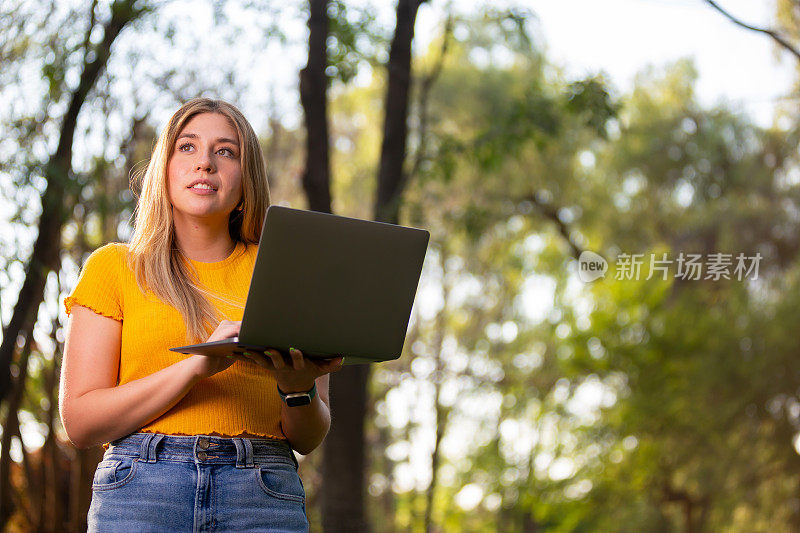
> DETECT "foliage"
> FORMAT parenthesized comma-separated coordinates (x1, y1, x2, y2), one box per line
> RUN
(2, 1, 800, 532)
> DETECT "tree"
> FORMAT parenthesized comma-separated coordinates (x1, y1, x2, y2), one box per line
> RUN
(325, 8, 619, 530)
(554, 61, 800, 530)
(0, 1, 281, 528)
(303, 0, 430, 531)
(0, 2, 150, 527)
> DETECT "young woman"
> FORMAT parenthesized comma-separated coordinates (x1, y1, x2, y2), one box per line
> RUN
(59, 97, 343, 532)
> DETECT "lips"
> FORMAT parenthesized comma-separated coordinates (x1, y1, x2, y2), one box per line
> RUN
(187, 178, 218, 191)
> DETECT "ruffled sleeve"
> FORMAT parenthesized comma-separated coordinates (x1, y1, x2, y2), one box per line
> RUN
(63, 244, 124, 321)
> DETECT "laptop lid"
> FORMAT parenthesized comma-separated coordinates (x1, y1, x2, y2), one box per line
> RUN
(172, 205, 430, 364)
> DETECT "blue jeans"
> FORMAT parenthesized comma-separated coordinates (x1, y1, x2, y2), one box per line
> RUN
(87, 432, 308, 532)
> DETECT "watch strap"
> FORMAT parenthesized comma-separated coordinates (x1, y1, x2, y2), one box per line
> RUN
(277, 383, 317, 406)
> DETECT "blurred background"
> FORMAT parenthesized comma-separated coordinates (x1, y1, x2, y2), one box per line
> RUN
(1, 0, 799, 531)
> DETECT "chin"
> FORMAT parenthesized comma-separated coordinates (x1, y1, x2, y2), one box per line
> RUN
(174, 207, 231, 220)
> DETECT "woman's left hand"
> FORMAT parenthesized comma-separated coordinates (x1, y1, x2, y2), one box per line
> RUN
(238, 347, 344, 392)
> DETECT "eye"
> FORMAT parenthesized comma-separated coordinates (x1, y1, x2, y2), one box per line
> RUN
(218, 147, 236, 157)
(178, 142, 193, 152)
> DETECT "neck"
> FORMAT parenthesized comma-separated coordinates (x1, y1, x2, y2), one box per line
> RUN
(172, 213, 235, 262)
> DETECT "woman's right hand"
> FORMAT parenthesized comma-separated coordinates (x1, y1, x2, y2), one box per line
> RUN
(188, 320, 241, 380)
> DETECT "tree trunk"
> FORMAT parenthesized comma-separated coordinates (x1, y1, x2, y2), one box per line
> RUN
(310, 0, 426, 531)
(322, 364, 372, 532)
(376, 424, 397, 533)
(0, 0, 143, 410)
(68, 446, 104, 533)
(0, 4, 143, 530)
(374, 0, 427, 226)
(0, 326, 35, 530)
(46, 295, 66, 532)
(321, 1, 426, 531)
(423, 242, 449, 533)
(299, 0, 332, 215)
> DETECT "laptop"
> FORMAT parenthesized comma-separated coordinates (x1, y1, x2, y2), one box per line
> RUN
(170, 205, 430, 365)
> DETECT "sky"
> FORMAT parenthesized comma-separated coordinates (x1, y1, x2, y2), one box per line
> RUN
(150, 0, 798, 135)
(4, 0, 799, 503)
(521, 0, 795, 127)
(417, 0, 795, 129)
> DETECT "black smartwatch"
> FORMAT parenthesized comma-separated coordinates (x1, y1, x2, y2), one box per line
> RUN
(277, 383, 317, 407)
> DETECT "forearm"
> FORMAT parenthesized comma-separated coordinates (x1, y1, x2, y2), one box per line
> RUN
(61, 358, 202, 449)
(279, 380, 331, 455)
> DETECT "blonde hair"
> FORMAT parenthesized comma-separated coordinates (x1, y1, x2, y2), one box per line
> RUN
(128, 98, 270, 343)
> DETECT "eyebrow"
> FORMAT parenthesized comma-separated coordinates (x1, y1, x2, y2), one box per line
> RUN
(176, 132, 240, 147)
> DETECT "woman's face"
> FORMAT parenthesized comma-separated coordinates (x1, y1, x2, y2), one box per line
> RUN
(167, 112, 243, 225)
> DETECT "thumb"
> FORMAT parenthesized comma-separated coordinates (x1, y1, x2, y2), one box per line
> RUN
(327, 356, 345, 372)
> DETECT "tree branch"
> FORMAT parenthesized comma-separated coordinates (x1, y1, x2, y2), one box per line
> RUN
(408, 13, 453, 182)
(704, 0, 800, 62)
(525, 192, 584, 260)
(0, 0, 145, 409)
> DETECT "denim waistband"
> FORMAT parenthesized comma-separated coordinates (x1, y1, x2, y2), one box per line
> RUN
(106, 433, 298, 469)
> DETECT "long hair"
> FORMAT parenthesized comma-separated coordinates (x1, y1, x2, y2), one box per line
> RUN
(128, 98, 270, 343)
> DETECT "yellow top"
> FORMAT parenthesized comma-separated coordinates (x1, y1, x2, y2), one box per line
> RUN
(63, 241, 286, 443)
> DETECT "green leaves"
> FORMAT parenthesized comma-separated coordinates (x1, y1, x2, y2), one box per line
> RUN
(326, 0, 384, 84)
(564, 75, 620, 139)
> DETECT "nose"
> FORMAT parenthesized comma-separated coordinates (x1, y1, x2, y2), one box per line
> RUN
(195, 149, 215, 173)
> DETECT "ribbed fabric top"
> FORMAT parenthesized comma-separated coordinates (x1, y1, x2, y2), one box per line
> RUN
(63, 241, 285, 445)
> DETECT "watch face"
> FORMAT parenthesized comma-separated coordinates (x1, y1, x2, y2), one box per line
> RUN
(285, 394, 312, 407)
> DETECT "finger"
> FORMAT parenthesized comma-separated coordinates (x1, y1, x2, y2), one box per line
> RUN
(313, 356, 344, 373)
(210, 322, 241, 341)
(263, 348, 286, 369)
(289, 347, 305, 370)
(242, 351, 272, 368)
(231, 352, 251, 363)
(319, 356, 343, 367)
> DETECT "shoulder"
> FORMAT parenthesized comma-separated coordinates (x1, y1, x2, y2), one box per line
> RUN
(87, 241, 128, 256)
(65, 243, 130, 319)
(81, 242, 129, 272)
(85, 242, 128, 260)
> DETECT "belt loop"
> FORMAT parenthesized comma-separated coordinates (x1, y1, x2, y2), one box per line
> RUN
(146, 433, 165, 463)
(243, 438, 254, 468)
(139, 433, 154, 462)
(233, 438, 247, 468)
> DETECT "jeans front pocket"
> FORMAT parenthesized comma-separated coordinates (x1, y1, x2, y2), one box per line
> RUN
(92, 455, 138, 491)
(256, 462, 306, 503)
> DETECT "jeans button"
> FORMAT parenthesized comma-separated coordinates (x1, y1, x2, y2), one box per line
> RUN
(197, 451, 208, 461)
(197, 438, 209, 450)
